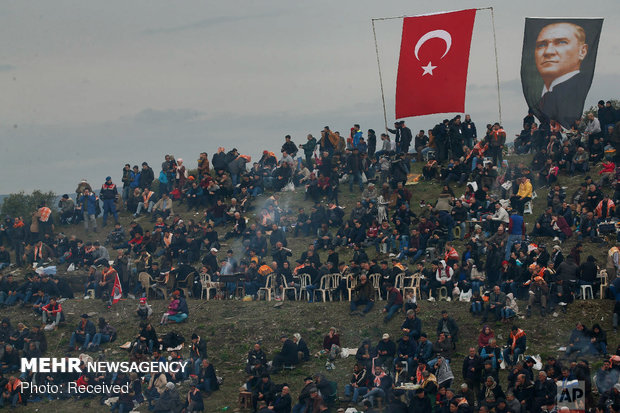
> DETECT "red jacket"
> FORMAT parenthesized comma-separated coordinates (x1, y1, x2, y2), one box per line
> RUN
(42, 302, 62, 315)
(75, 375, 89, 389)
(599, 161, 616, 174)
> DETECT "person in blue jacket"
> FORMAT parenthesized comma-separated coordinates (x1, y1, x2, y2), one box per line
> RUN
(78, 188, 98, 233)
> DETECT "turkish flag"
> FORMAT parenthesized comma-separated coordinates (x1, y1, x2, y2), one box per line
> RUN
(395, 9, 477, 119)
(112, 272, 123, 304)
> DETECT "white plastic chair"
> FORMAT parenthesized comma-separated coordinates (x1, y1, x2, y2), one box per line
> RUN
(280, 274, 297, 301)
(200, 273, 218, 300)
(299, 274, 312, 302)
(313, 275, 332, 302)
(369, 273, 382, 300)
(258, 274, 275, 301)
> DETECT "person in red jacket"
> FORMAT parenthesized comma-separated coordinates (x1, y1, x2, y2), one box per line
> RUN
(42, 296, 63, 327)
(598, 161, 616, 187)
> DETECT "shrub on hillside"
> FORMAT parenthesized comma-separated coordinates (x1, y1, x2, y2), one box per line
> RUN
(1, 190, 56, 219)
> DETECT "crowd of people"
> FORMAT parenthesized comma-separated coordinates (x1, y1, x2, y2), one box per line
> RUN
(0, 105, 619, 412)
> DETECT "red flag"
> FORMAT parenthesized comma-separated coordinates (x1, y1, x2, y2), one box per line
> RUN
(395, 9, 476, 119)
(112, 272, 123, 304)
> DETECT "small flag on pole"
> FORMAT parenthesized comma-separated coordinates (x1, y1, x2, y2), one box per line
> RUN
(112, 272, 123, 304)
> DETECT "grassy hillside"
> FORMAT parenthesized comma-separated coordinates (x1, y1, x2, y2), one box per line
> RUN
(5, 153, 618, 412)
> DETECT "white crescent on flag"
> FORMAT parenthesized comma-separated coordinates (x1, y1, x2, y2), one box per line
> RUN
(414, 29, 452, 76)
(414, 29, 452, 61)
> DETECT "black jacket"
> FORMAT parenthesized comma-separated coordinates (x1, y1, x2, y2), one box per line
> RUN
(436, 317, 459, 342)
(279, 339, 298, 364)
(409, 395, 432, 413)
(272, 392, 292, 413)
(76, 320, 96, 337)
(190, 338, 207, 360)
(139, 167, 154, 189)
(462, 355, 483, 381)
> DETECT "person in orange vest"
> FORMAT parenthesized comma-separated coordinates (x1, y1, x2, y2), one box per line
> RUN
(0, 376, 23, 408)
(525, 264, 549, 317)
(99, 262, 117, 307)
(487, 123, 506, 166)
(595, 194, 615, 221)
(134, 188, 157, 217)
(502, 326, 526, 367)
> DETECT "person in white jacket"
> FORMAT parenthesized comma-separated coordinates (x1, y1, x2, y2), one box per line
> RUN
(434, 260, 455, 296)
(490, 202, 509, 232)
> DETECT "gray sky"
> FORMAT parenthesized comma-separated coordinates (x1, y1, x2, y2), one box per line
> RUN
(2, 0, 619, 193)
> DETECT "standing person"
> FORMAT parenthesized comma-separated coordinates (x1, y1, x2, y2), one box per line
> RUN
(463, 114, 477, 148)
(347, 148, 364, 192)
(489, 123, 506, 166)
(75, 178, 92, 201)
(299, 134, 317, 169)
(197, 152, 210, 180)
(175, 158, 187, 191)
(414, 130, 429, 162)
(351, 124, 363, 148)
(79, 188, 98, 233)
(506, 210, 525, 260)
(388, 121, 403, 153)
(367, 129, 377, 158)
(433, 119, 450, 163)
(399, 121, 413, 154)
(139, 162, 155, 189)
(100, 176, 119, 227)
(9, 218, 26, 267)
(121, 164, 132, 206)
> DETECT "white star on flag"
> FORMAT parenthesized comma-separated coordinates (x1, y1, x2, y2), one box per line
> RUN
(421, 61, 437, 76)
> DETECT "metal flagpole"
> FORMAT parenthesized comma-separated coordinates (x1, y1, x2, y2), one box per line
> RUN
(489, 7, 503, 124)
(372, 19, 389, 131)
(371, 7, 502, 124)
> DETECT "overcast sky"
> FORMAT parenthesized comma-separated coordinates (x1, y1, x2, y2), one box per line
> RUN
(2, 0, 619, 194)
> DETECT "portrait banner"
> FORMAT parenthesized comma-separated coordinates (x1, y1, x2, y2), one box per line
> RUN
(520, 17, 603, 128)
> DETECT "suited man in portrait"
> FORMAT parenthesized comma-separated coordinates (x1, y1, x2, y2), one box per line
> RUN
(535, 22, 590, 128)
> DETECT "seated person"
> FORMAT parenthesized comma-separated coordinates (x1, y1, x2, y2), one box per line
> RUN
(67, 313, 96, 352)
(41, 296, 64, 328)
(151, 193, 174, 222)
(271, 335, 298, 372)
